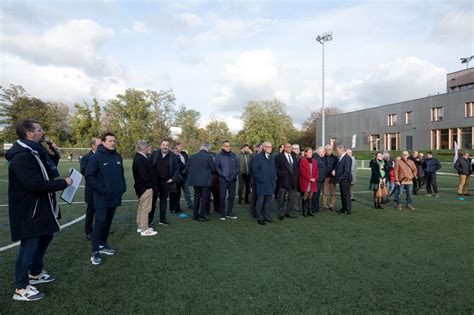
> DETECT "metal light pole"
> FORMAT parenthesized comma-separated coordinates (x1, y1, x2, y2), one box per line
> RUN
(460, 56, 474, 69)
(316, 31, 332, 147)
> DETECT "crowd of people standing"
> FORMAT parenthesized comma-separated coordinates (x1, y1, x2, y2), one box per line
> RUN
(5, 119, 473, 301)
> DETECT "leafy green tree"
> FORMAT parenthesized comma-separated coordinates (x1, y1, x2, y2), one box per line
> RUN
(175, 106, 201, 152)
(297, 106, 342, 148)
(70, 99, 101, 147)
(240, 99, 298, 149)
(102, 89, 151, 157)
(201, 120, 232, 150)
(146, 89, 177, 149)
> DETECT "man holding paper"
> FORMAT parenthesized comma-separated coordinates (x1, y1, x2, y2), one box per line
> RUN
(6, 120, 73, 301)
(85, 132, 126, 265)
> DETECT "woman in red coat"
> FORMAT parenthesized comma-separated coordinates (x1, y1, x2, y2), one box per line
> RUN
(299, 147, 319, 217)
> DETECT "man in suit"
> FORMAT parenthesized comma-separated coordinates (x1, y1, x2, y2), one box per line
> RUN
(187, 142, 216, 221)
(312, 146, 327, 213)
(249, 143, 262, 218)
(275, 143, 299, 220)
(169, 143, 191, 213)
(291, 144, 303, 212)
(80, 137, 101, 240)
(333, 145, 352, 215)
(215, 140, 240, 220)
(237, 144, 251, 204)
(132, 140, 157, 236)
(322, 145, 338, 211)
(149, 139, 180, 226)
(252, 141, 277, 225)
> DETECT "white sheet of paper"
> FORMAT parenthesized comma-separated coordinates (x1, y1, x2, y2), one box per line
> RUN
(60, 168, 83, 204)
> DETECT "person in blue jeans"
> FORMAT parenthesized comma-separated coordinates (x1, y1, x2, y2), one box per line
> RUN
(6, 120, 73, 301)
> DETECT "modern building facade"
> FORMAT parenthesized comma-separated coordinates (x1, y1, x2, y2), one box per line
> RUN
(316, 68, 474, 151)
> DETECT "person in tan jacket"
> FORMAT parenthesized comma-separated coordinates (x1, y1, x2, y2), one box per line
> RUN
(394, 151, 417, 210)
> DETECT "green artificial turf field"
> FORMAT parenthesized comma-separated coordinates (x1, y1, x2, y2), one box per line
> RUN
(0, 160, 473, 313)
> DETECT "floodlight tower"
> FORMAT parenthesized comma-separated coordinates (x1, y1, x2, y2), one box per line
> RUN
(316, 31, 333, 147)
(460, 56, 474, 69)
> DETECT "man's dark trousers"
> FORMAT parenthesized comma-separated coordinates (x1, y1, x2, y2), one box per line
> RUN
(219, 180, 236, 218)
(85, 202, 95, 235)
(238, 174, 251, 203)
(255, 195, 272, 221)
(15, 233, 53, 289)
(339, 179, 352, 213)
(149, 182, 170, 224)
(193, 186, 211, 219)
(92, 207, 116, 252)
(311, 182, 323, 212)
(425, 173, 438, 194)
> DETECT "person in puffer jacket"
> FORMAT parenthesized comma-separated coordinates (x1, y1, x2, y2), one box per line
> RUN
(422, 151, 442, 197)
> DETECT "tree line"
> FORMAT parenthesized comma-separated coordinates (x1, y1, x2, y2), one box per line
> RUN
(0, 84, 340, 157)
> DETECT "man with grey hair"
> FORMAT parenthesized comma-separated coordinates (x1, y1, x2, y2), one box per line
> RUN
(132, 140, 157, 236)
(187, 142, 216, 221)
(252, 141, 277, 225)
(323, 144, 338, 211)
(249, 143, 263, 217)
(334, 145, 352, 214)
(80, 137, 102, 240)
(312, 146, 327, 213)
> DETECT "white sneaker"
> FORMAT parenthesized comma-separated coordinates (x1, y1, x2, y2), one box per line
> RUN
(29, 270, 57, 285)
(226, 215, 238, 219)
(137, 228, 141, 233)
(12, 285, 44, 301)
(140, 228, 158, 236)
(220, 217, 226, 221)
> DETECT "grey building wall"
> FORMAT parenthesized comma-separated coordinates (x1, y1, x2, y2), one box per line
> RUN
(315, 88, 474, 150)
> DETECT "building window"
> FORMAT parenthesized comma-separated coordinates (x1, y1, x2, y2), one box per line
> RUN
(405, 111, 413, 124)
(431, 107, 444, 121)
(387, 113, 397, 126)
(465, 102, 474, 118)
(430, 128, 474, 150)
(369, 134, 380, 151)
(384, 132, 399, 151)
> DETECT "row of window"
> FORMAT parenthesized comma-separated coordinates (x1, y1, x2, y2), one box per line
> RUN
(386, 102, 474, 127)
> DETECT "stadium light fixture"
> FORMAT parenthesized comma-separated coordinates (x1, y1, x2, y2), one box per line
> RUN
(315, 31, 333, 147)
(460, 56, 474, 69)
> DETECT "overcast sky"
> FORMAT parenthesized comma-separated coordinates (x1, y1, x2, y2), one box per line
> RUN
(1, 0, 472, 131)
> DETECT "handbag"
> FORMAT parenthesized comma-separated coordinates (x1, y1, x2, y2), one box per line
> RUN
(376, 178, 388, 198)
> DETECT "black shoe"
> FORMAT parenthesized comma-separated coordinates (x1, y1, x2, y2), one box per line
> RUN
(285, 214, 296, 219)
(336, 209, 346, 215)
(308, 212, 314, 217)
(159, 220, 170, 226)
(198, 217, 210, 222)
(351, 198, 356, 202)
(257, 220, 266, 225)
(344, 212, 351, 215)
(264, 219, 273, 223)
(329, 207, 335, 212)
(238, 200, 242, 204)
(278, 215, 285, 220)
(302, 212, 308, 217)
(86, 234, 92, 241)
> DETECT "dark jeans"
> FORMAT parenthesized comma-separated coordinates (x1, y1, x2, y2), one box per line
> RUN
(311, 182, 324, 212)
(169, 181, 183, 212)
(219, 180, 236, 218)
(84, 202, 95, 235)
(193, 186, 211, 219)
(249, 177, 257, 217)
(92, 207, 116, 252)
(277, 188, 296, 216)
(238, 174, 251, 203)
(206, 176, 220, 214)
(255, 195, 273, 221)
(15, 233, 54, 289)
(339, 179, 352, 213)
(425, 173, 438, 194)
(182, 176, 193, 208)
(150, 182, 170, 224)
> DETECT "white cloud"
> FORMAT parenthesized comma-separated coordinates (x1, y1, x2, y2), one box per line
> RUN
(179, 12, 203, 27)
(132, 21, 150, 33)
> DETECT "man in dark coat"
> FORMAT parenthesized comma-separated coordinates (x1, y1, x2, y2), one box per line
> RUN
(215, 140, 240, 220)
(422, 151, 442, 197)
(187, 142, 216, 221)
(80, 137, 101, 240)
(85, 132, 126, 265)
(132, 140, 157, 236)
(454, 151, 472, 197)
(248, 143, 262, 218)
(169, 143, 193, 212)
(6, 120, 72, 301)
(252, 141, 277, 225)
(149, 139, 180, 226)
(334, 145, 353, 215)
(312, 146, 327, 213)
(275, 143, 299, 220)
(322, 145, 338, 210)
